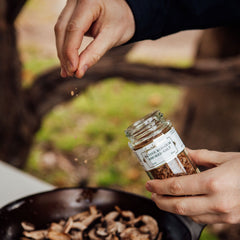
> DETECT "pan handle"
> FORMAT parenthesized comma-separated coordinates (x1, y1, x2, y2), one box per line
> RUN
(176, 215, 205, 240)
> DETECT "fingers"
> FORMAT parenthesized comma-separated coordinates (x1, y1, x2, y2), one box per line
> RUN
(62, 1, 101, 76)
(187, 149, 231, 167)
(75, 31, 114, 78)
(191, 212, 240, 224)
(190, 214, 223, 224)
(55, 0, 77, 77)
(146, 171, 211, 196)
(151, 194, 210, 216)
(55, 0, 135, 78)
(151, 193, 235, 217)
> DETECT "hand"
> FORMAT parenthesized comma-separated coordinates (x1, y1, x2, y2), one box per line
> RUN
(54, 0, 135, 78)
(146, 149, 240, 224)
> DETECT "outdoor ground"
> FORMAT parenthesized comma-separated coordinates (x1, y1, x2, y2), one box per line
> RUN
(15, 1, 217, 239)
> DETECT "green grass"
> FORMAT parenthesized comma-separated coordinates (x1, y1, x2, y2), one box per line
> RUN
(20, 45, 58, 87)
(24, 56, 58, 75)
(200, 228, 219, 240)
(26, 76, 181, 192)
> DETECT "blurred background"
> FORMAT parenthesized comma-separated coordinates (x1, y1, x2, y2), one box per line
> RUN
(1, 0, 240, 239)
(16, 0, 201, 192)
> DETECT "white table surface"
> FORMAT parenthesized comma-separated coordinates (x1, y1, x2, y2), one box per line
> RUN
(0, 160, 54, 208)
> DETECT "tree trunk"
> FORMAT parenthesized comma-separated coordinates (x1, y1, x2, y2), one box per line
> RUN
(0, 0, 38, 168)
(176, 26, 240, 151)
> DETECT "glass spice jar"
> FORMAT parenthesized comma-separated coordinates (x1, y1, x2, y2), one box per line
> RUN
(125, 110, 200, 180)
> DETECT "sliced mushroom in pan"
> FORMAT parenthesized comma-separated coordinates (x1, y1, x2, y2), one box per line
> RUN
(21, 205, 161, 240)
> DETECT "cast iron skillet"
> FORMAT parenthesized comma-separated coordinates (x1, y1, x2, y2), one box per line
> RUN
(0, 187, 204, 240)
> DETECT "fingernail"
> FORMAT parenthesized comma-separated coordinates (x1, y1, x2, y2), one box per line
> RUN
(66, 60, 73, 72)
(60, 68, 67, 78)
(81, 64, 88, 75)
(74, 65, 88, 78)
(151, 193, 157, 200)
(146, 182, 153, 192)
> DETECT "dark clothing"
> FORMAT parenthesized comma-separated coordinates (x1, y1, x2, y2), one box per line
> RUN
(126, 0, 240, 42)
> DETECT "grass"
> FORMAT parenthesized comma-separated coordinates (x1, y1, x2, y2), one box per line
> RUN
(27, 78, 181, 191)
(20, 45, 58, 87)
(200, 227, 219, 240)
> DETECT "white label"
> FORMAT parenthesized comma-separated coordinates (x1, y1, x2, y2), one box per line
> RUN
(134, 127, 185, 171)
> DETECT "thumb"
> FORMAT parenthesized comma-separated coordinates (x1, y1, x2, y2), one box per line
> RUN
(186, 148, 228, 168)
(75, 32, 114, 78)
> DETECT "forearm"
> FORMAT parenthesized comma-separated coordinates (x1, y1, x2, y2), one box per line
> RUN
(126, 0, 240, 42)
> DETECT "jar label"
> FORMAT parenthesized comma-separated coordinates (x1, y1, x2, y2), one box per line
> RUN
(134, 127, 185, 171)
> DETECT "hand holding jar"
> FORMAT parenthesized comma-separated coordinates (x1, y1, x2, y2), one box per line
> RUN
(125, 111, 199, 179)
(126, 111, 240, 224)
(146, 149, 240, 224)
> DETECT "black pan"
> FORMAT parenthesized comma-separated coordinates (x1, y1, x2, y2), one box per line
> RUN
(0, 187, 204, 240)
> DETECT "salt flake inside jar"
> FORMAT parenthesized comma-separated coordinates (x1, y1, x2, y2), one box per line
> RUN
(125, 110, 200, 179)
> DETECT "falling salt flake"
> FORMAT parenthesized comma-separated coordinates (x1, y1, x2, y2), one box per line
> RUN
(74, 158, 78, 162)
(71, 91, 74, 96)
(84, 160, 88, 164)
